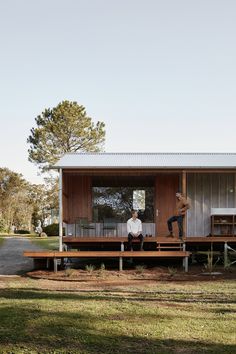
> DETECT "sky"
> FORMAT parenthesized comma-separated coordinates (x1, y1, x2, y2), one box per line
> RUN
(0, 0, 236, 184)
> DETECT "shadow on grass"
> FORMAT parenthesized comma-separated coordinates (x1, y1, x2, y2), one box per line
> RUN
(0, 300, 235, 353)
(0, 288, 235, 304)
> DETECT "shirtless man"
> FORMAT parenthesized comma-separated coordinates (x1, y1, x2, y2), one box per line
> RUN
(167, 192, 190, 240)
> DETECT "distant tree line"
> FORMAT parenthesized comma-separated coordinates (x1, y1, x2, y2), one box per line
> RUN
(0, 168, 57, 233)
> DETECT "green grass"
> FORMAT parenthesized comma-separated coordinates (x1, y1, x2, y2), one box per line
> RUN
(30, 236, 59, 250)
(0, 233, 37, 237)
(0, 278, 235, 353)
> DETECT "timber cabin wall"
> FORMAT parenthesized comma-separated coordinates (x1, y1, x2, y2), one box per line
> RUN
(65, 174, 92, 224)
(62, 172, 69, 223)
(187, 173, 236, 236)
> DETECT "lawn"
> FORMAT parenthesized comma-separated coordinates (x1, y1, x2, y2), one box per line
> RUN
(30, 236, 59, 250)
(0, 235, 59, 250)
(0, 277, 235, 354)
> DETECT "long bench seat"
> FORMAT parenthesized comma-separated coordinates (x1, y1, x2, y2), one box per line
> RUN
(24, 250, 190, 272)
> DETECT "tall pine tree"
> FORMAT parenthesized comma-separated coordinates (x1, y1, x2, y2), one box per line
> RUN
(27, 100, 105, 171)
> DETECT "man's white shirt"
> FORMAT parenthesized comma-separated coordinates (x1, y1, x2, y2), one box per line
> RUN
(127, 217, 142, 235)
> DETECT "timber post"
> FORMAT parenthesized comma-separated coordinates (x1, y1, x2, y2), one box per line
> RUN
(119, 256, 123, 271)
(224, 242, 228, 268)
(182, 242, 188, 272)
(182, 170, 187, 237)
(59, 168, 63, 252)
(53, 258, 58, 273)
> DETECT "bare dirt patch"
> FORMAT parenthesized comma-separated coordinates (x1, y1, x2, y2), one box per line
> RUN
(26, 266, 236, 291)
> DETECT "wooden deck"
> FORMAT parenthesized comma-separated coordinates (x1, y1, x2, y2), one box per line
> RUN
(62, 236, 236, 245)
(185, 236, 236, 243)
(23, 236, 236, 274)
(61, 236, 236, 262)
(62, 236, 183, 243)
(62, 236, 185, 252)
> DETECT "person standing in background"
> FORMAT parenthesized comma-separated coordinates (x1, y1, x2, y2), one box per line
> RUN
(167, 192, 190, 240)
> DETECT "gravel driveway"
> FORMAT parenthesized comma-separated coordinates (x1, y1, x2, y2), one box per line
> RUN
(0, 237, 43, 275)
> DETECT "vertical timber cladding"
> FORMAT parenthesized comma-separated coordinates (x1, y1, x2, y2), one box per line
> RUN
(62, 172, 69, 222)
(187, 173, 236, 236)
(155, 173, 180, 236)
(66, 174, 92, 223)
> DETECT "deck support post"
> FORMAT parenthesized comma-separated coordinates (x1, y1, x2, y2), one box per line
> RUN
(182, 242, 186, 268)
(53, 258, 58, 272)
(182, 242, 188, 272)
(59, 168, 63, 252)
(121, 242, 124, 251)
(46, 258, 50, 269)
(119, 256, 123, 271)
(224, 242, 228, 268)
(184, 256, 188, 272)
(182, 171, 187, 237)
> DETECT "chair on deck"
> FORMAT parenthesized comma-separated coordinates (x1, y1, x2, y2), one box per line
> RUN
(75, 217, 96, 237)
(102, 218, 117, 237)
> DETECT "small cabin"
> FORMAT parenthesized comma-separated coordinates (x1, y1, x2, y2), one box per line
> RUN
(53, 153, 236, 248)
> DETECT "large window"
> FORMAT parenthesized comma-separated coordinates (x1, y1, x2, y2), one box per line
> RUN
(93, 186, 154, 222)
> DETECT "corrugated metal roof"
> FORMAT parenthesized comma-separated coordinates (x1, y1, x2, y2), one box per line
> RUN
(53, 153, 236, 169)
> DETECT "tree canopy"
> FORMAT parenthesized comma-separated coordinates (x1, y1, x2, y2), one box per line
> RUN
(27, 100, 106, 171)
(0, 168, 58, 233)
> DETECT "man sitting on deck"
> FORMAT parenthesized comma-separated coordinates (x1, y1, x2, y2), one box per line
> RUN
(127, 210, 144, 251)
(167, 192, 190, 240)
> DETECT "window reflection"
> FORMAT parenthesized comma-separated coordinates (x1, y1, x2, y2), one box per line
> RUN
(133, 190, 145, 210)
(93, 187, 154, 222)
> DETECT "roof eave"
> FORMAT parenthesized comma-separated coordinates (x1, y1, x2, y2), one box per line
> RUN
(51, 165, 236, 170)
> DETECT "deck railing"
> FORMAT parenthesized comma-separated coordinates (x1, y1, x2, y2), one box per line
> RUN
(65, 222, 155, 237)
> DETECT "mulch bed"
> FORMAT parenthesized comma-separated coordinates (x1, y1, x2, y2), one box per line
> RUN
(27, 266, 236, 283)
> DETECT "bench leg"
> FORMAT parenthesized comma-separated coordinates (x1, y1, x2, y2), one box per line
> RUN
(119, 257, 123, 271)
(184, 257, 188, 272)
(182, 242, 186, 269)
(53, 258, 58, 273)
(224, 242, 228, 268)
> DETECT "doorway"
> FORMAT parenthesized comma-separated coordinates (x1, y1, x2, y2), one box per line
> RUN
(155, 173, 180, 236)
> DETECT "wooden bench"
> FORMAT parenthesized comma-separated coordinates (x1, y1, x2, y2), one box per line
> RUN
(24, 250, 191, 272)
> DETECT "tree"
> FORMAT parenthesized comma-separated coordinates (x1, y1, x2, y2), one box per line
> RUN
(0, 168, 33, 232)
(0, 168, 60, 233)
(27, 100, 106, 171)
(28, 183, 54, 227)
